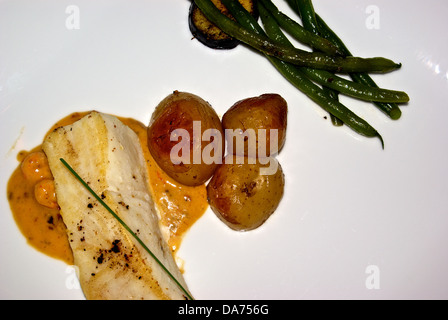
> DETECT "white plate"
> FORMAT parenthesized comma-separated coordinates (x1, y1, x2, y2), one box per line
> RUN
(1, 0, 448, 300)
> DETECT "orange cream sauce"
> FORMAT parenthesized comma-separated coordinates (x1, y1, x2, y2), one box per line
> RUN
(7, 111, 208, 264)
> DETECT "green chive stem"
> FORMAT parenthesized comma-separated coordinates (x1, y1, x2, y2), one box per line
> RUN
(59, 157, 194, 301)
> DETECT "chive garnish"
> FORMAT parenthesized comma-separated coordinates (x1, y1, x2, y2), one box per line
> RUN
(59, 158, 193, 300)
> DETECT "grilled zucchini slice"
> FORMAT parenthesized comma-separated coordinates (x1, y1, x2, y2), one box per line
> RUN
(189, 0, 258, 50)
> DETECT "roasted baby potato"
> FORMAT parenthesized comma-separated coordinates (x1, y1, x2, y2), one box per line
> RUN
(147, 91, 224, 186)
(207, 155, 285, 231)
(222, 93, 287, 157)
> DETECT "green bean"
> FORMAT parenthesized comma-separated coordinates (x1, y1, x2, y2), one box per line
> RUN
(221, 0, 384, 147)
(294, 0, 320, 35)
(257, 0, 341, 55)
(293, 0, 344, 125)
(315, 14, 403, 120)
(193, 0, 401, 73)
(286, 0, 303, 17)
(256, 0, 409, 102)
(314, 13, 350, 54)
(322, 86, 344, 126)
(270, 54, 384, 147)
(349, 72, 402, 119)
(286, 0, 404, 119)
(300, 68, 409, 102)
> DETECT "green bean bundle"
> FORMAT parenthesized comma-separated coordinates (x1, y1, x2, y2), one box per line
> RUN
(194, 0, 401, 73)
(286, 0, 404, 119)
(191, 0, 410, 147)
(220, 0, 384, 147)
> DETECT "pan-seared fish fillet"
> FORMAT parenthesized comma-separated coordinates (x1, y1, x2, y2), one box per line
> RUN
(42, 111, 191, 300)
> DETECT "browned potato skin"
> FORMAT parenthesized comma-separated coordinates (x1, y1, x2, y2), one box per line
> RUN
(147, 91, 224, 186)
(222, 94, 287, 157)
(207, 155, 285, 231)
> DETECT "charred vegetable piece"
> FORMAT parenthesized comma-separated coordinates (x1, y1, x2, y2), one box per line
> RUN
(189, 0, 258, 49)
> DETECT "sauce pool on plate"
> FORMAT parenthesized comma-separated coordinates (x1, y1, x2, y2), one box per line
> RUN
(7, 111, 208, 265)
